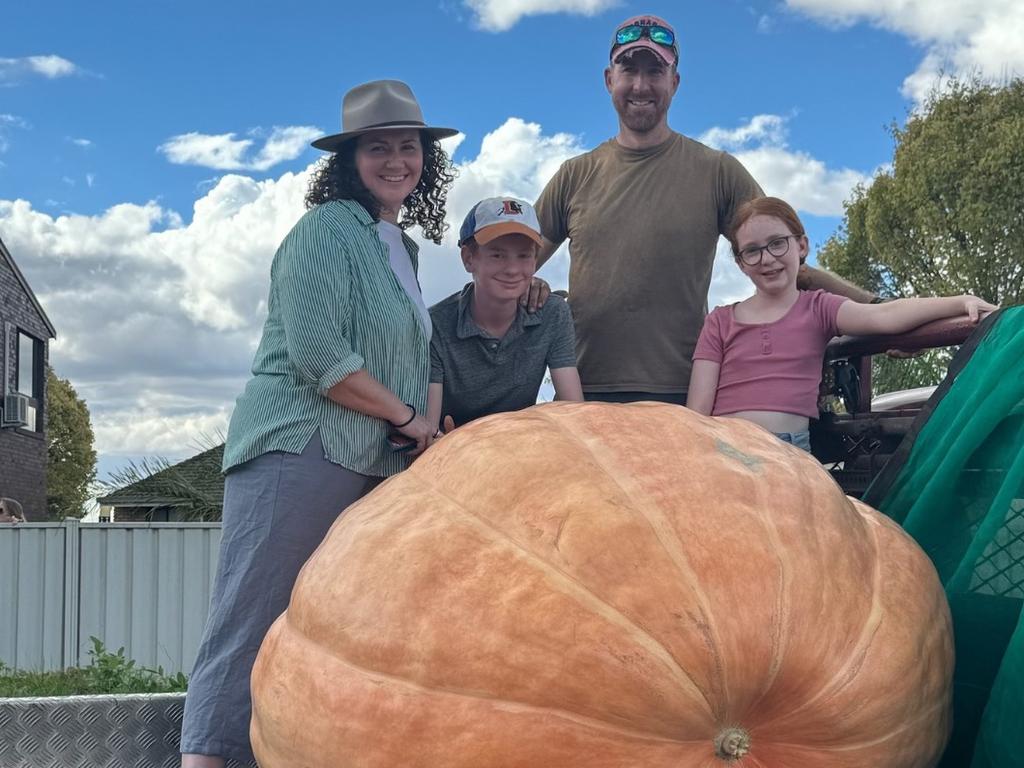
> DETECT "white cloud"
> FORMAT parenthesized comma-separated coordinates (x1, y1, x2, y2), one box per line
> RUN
(0, 55, 79, 84)
(158, 125, 322, 171)
(0, 114, 30, 153)
(86, 173, 95, 188)
(27, 55, 78, 78)
(0, 182, 303, 463)
(699, 115, 787, 152)
(463, 0, 619, 32)
(786, 0, 1024, 101)
(69, 137, 92, 147)
(700, 114, 871, 216)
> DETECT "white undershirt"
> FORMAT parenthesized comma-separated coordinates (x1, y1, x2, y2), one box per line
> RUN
(375, 220, 431, 337)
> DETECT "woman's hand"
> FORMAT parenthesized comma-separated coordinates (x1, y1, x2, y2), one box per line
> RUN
(394, 410, 437, 456)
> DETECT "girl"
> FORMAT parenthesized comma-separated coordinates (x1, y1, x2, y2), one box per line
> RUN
(687, 196, 996, 451)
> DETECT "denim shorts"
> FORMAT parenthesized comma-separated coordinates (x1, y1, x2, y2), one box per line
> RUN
(774, 430, 812, 452)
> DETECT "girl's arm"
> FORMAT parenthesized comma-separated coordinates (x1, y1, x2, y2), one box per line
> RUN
(686, 360, 721, 416)
(836, 295, 997, 336)
(550, 367, 584, 402)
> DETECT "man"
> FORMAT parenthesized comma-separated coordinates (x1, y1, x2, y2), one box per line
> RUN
(532, 13, 874, 404)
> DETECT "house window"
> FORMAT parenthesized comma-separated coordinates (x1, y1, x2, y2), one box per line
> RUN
(16, 331, 44, 432)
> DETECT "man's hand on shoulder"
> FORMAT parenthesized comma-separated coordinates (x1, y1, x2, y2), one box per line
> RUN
(520, 277, 551, 313)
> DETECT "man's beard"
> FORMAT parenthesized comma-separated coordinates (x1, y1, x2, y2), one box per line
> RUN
(616, 98, 665, 133)
(621, 110, 662, 133)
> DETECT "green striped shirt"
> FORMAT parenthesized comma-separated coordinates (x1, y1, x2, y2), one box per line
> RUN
(223, 199, 429, 477)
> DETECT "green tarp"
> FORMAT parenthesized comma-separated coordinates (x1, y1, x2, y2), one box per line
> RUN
(864, 305, 1024, 767)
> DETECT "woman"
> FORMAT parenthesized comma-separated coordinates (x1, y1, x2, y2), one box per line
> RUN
(180, 80, 457, 768)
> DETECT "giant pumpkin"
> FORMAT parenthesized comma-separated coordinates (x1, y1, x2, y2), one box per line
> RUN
(251, 402, 953, 767)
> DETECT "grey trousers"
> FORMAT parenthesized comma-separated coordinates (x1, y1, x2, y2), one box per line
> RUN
(180, 431, 381, 763)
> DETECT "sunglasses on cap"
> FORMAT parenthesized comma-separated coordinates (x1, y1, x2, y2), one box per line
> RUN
(614, 23, 677, 50)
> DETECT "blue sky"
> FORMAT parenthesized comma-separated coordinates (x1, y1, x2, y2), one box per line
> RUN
(2, 0, 1021, 482)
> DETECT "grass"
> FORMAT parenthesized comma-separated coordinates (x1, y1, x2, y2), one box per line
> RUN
(0, 637, 188, 697)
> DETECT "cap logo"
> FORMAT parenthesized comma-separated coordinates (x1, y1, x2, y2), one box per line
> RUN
(499, 200, 524, 216)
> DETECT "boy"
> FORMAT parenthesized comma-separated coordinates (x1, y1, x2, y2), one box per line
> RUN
(427, 197, 583, 431)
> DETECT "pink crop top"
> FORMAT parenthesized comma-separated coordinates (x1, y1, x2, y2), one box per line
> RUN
(692, 290, 849, 418)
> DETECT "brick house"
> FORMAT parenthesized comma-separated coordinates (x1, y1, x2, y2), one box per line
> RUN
(0, 236, 57, 520)
(96, 444, 225, 522)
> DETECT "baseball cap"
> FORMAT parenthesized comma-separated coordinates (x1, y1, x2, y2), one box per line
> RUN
(458, 197, 543, 247)
(610, 14, 678, 67)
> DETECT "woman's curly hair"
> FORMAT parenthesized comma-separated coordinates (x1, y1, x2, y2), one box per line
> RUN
(304, 132, 457, 244)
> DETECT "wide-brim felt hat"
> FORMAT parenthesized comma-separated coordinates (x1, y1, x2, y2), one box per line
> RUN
(311, 79, 459, 152)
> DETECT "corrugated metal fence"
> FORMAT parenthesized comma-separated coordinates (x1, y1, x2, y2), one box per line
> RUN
(0, 521, 221, 675)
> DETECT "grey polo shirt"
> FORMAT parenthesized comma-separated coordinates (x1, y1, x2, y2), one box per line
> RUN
(429, 284, 577, 427)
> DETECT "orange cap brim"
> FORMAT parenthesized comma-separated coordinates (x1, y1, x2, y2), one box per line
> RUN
(473, 222, 544, 247)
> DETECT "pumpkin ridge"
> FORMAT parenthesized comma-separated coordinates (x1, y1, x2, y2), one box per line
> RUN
(407, 466, 717, 719)
(532, 406, 730, 717)
(753, 696, 948, 764)
(740, 477, 793, 716)
(800, 695, 950, 754)
(754, 507, 884, 731)
(284, 618, 712, 746)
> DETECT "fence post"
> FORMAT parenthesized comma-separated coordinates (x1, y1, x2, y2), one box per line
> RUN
(61, 517, 80, 669)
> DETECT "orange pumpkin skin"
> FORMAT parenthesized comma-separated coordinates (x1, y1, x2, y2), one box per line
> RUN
(250, 402, 953, 768)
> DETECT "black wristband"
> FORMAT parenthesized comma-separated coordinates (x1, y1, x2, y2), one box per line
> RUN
(391, 403, 416, 428)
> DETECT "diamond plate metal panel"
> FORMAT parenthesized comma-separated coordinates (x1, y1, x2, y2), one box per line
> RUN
(0, 694, 257, 767)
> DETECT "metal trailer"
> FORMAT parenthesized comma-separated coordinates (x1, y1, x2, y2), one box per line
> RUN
(0, 693, 256, 768)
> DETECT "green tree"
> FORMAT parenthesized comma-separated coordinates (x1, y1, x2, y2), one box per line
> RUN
(820, 77, 1024, 394)
(46, 367, 97, 518)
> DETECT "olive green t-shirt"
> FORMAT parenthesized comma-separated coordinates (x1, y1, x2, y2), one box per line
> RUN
(535, 132, 762, 394)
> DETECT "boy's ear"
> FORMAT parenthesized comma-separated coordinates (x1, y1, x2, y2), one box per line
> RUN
(460, 244, 474, 273)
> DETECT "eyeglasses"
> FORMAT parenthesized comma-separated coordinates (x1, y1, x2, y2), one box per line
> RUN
(612, 23, 678, 59)
(737, 235, 799, 266)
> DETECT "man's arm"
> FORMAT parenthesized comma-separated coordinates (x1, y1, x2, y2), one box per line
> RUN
(798, 264, 878, 303)
(536, 235, 562, 270)
(522, 236, 564, 311)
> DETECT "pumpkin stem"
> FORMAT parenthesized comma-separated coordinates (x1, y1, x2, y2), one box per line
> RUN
(713, 727, 751, 761)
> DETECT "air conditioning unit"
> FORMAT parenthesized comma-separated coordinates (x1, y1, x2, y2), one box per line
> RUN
(1, 393, 29, 428)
